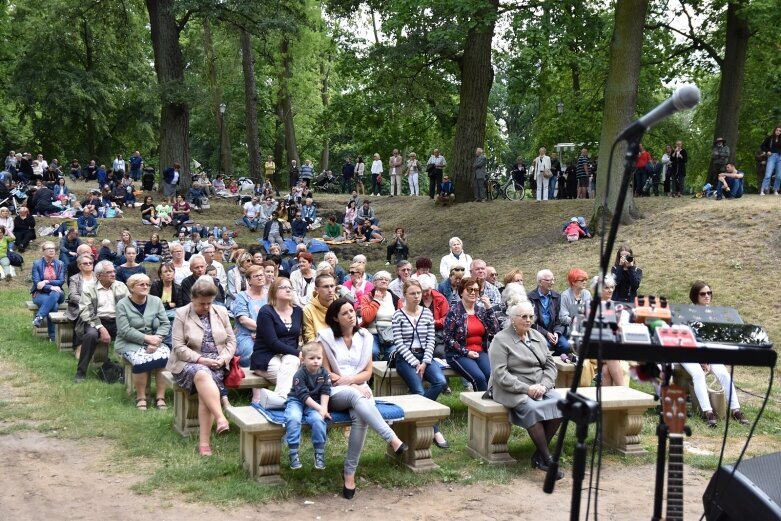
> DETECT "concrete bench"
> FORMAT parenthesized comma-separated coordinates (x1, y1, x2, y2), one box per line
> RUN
(26, 300, 67, 338)
(49, 311, 74, 352)
(225, 393, 450, 484)
(120, 357, 156, 396)
(160, 368, 272, 437)
(372, 361, 460, 397)
(459, 386, 656, 463)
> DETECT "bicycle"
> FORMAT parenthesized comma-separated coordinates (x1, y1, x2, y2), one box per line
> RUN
(486, 174, 525, 201)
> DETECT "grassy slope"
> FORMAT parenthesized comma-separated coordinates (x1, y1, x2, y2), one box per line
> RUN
(1, 189, 779, 504)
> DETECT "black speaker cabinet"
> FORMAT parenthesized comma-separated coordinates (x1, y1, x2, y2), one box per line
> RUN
(703, 451, 781, 520)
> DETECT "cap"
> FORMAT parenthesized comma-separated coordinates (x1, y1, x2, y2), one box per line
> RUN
(570, 217, 578, 222)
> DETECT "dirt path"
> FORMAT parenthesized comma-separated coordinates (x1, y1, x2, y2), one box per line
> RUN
(0, 429, 713, 521)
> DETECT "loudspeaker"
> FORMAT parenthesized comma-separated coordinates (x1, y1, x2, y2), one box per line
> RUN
(703, 451, 781, 520)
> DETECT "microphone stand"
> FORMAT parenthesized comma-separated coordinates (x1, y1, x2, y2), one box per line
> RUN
(543, 138, 642, 521)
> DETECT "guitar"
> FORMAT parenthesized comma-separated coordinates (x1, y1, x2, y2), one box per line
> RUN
(662, 385, 687, 521)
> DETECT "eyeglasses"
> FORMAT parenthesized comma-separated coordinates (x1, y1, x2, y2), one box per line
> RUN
(451, 268, 465, 272)
(464, 287, 480, 294)
(250, 274, 265, 279)
(349, 271, 360, 275)
(699, 291, 712, 296)
(575, 279, 588, 283)
(79, 262, 93, 266)
(513, 314, 534, 320)
(374, 278, 389, 283)
(541, 278, 555, 283)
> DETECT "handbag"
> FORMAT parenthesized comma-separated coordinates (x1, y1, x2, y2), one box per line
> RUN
(8, 251, 23, 267)
(224, 355, 244, 388)
(426, 163, 436, 174)
(377, 324, 394, 345)
(543, 168, 553, 179)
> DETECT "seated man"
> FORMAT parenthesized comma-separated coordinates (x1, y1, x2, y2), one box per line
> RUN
(716, 162, 744, 200)
(527, 269, 571, 358)
(470, 259, 502, 310)
(291, 210, 309, 244)
(436, 175, 455, 205)
(76, 260, 128, 383)
(388, 260, 413, 300)
(302, 273, 337, 342)
(354, 200, 378, 228)
(242, 196, 262, 232)
(179, 254, 224, 306)
(78, 209, 99, 237)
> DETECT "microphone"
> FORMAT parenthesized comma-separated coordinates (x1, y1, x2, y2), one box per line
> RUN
(616, 84, 701, 141)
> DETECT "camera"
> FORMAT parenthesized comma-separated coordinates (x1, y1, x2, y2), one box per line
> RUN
(626, 254, 634, 263)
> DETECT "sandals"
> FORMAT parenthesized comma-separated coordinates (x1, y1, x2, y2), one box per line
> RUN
(216, 420, 230, 435)
(136, 398, 148, 411)
(198, 444, 212, 457)
(155, 398, 168, 410)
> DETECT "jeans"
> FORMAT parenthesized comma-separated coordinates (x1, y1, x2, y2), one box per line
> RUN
(371, 174, 381, 195)
(341, 177, 353, 194)
(33, 291, 66, 340)
(548, 175, 557, 198)
(547, 334, 571, 356)
(371, 333, 395, 361)
(447, 352, 491, 392)
(285, 398, 327, 450)
(235, 333, 254, 367)
(761, 153, 781, 192)
(243, 216, 259, 231)
(634, 168, 647, 195)
(144, 255, 160, 263)
(428, 170, 442, 199)
(395, 355, 447, 402)
(716, 177, 744, 199)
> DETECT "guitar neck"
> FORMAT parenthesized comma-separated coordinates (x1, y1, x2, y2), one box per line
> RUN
(665, 434, 684, 521)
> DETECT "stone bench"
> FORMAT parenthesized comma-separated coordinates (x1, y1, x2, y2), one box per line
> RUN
(459, 386, 656, 463)
(26, 300, 67, 338)
(225, 393, 450, 484)
(160, 368, 272, 437)
(372, 360, 460, 397)
(49, 311, 74, 352)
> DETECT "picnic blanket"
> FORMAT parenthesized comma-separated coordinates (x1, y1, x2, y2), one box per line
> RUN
(251, 400, 404, 427)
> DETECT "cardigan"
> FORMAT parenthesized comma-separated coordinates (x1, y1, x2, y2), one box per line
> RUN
(443, 301, 499, 358)
(114, 295, 171, 355)
(166, 304, 235, 374)
(250, 305, 303, 371)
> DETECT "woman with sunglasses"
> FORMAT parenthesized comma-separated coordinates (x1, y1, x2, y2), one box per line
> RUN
(488, 300, 563, 480)
(437, 265, 466, 307)
(443, 276, 499, 391)
(684, 281, 749, 428)
(343, 262, 373, 314)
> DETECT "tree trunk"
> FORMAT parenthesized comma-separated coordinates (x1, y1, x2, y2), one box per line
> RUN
(240, 29, 262, 184)
(146, 0, 190, 193)
(451, 0, 498, 203)
(319, 62, 330, 172)
(82, 18, 96, 159)
(592, 0, 648, 227)
(277, 37, 299, 171)
(708, 2, 748, 179)
(203, 19, 233, 177)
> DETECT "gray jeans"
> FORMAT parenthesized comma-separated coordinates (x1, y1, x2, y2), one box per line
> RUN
(329, 386, 395, 475)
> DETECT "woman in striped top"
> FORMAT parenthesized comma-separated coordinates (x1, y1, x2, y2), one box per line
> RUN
(391, 279, 449, 449)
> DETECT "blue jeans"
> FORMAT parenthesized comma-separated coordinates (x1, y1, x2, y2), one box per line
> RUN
(395, 354, 447, 402)
(548, 175, 557, 198)
(285, 398, 327, 450)
(547, 334, 571, 356)
(243, 216, 259, 231)
(33, 291, 66, 339)
(371, 333, 395, 361)
(235, 333, 254, 367)
(143, 255, 160, 263)
(761, 153, 781, 192)
(447, 352, 491, 392)
(371, 174, 381, 194)
(716, 176, 744, 199)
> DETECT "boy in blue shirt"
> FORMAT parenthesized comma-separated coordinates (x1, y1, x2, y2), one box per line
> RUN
(285, 341, 331, 470)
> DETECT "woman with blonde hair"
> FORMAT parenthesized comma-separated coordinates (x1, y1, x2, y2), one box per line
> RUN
(370, 153, 383, 196)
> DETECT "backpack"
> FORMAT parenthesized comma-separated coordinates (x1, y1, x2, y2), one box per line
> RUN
(97, 360, 125, 384)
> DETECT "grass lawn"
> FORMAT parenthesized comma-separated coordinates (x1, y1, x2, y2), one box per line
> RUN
(1, 187, 779, 504)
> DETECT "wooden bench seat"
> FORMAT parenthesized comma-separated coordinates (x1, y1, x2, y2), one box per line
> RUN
(459, 386, 656, 463)
(27, 300, 67, 338)
(160, 368, 272, 437)
(225, 393, 450, 484)
(372, 360, 460, 397)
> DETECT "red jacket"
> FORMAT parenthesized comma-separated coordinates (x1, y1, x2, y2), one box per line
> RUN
(425, 289, 450, 329)
(635, 151, 652, 169)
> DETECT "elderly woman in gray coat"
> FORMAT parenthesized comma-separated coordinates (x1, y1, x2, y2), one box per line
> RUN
(488, 300, 563, 480)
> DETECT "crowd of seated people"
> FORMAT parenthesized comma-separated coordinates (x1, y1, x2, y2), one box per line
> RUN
(13, 163, 758, 498)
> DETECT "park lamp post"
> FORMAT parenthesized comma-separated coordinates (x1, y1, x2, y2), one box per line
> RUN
(218, 102, 226, 175)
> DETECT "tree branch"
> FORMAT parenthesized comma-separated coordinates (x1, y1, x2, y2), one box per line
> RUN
(644, 21, 723, 67)
(177, 9, 195, 33)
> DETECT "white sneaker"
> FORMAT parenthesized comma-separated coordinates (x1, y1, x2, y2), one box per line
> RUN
(760, 191, 766, 196)
(775, 191, 779, 196)
(257, 388, 287, 410)
(384, 261, 390, 265)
